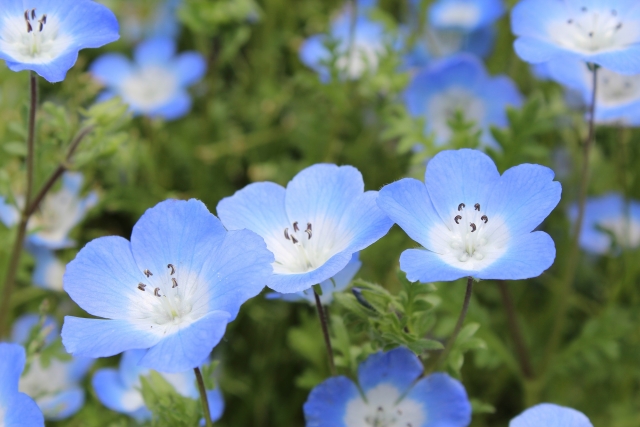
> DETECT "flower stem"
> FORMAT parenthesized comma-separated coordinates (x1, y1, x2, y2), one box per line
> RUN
(436, 277, 474, 369)
(194, 367, 213, 427)
(314, 289, 336, 376)
(543, 64, 599, 372)
(0, 72, 38, 337)
(497, 280, 534, 379)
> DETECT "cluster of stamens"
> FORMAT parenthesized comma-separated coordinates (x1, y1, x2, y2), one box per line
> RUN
(283, 221, 313, 244)
(449, 202, 490, 262)
(23, 9, 47, 33)
(136, 264, 179, 298)
(364, 406, 413, 427)
(562, 7, 625, 51)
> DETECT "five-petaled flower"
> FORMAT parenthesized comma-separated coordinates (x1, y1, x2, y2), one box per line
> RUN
(511, 0, 640, 74)
(510, 403, 593, 427)
(303, 347, 472, 427)
(61, 199, 273, 373)
(0, 343, 45, 427)
(378, 149, 561, 283)
(90, 37, 207, 120)
(217, 164, 393, 294)
(0, 0, 119, 83)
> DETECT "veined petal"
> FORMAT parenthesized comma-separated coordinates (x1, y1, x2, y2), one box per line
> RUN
(267, 250, 353, 293)
(404, 373, 472, 427)
(303, 376, 360, 427)
(357, 348, 423, 395)
(510, 403, 593, 427)
(337, 191, 393, 253)
(400, 248, 473, 283)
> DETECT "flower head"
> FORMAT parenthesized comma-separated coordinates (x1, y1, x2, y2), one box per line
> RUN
(217, 164, 392, 294)
(304, 347, 471, 427)
(0, 343, 44, 427)
(404, 54, 522, 146)
(0, 0, 119, 82)
(12, 315, 93, 421)
(570, 193, 640, 254)
(510, 403, 593, 427)
(92, 350, 224, 422)
(90, 37, 206, 120)
(429, 0, 504, 32)
(61, 199, 273, 373)
(511, 0, 640, 74)
(267, 253, 362, 305)
(378, 149, 561, 283)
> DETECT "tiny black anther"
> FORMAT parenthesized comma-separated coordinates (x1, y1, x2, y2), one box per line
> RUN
(167, 264, 175, 275)
(154, 287, 161, 297)
(144, 269, 153, 277)
(291, 235, 299, 244)
(481, 215, 488, 223)
(458, 203, 465, 211)
(567, 19, 573, 24)
(24, 10, 30, 21)
(454, 215, 462, 224)
(306, 222, 312, 231)
(137, 283, 146, 291)
(589, 32, 594, 37)
(38, 21, 43, 31)
(581, 6, 587, 12)
(41, 14, 47, 24)
(616, 23, 623, 30)
(305, 229, 312, 239)
(474, 203, 480, 211)
(470, 223, 477, 232)
(284, 228, 290, 240)
(293, 221, 300, 232)
(31, 8, 36, 20)
(377, 406, 383, 411)
(26, 21, 33, 33)
(172, 278, 178, 288)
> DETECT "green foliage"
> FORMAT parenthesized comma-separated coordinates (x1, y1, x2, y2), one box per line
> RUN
(140, 372, 201, 427)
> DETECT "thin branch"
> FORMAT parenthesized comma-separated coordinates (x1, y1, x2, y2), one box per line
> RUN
(497, 280, 534, 379)
(194, 367, 212, 427)
(436, 277, 474, 369)
(314, 290, 337, 376)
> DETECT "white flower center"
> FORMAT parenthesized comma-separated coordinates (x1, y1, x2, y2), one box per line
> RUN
(344, 384, 425, 427)
(434, 2, 481, 28)
(548, 7, 640, 54)
(19, 356, 69, 399)
(0, 9, 73, 64)
(336, 41, 383, 78)
(120, 66, 179, 111)
(426, 86, 485, 142)
(599, 216, 640, 249)
(596, 68, 640, 108)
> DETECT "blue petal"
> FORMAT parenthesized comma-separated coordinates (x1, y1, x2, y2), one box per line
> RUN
(0, 196, 19, 228)
(0, 343, 24, 400)
(400, 249, 472, 283)
(173, 52, 207, 86)
(149, 89, 193, 121)
(513, 37, 573, 65)
(303, 376, 360, 427)
(3, 393, 45, 427)
(299, 35, 330, 76)
(134, 37, 176, 66)
(337, 191, 393, 255)
(90, 54, 134, 87)
(404, 372, 472, 427)
(118, 350, 149, 389)
(38, 387, 85, 421)
(92, 368, 149, 418)
(591, 45, 640, 75)
(430, 0, 505, 31)
(358, 348, 424, 394)
(268, 251, 353, 294)
(206, 388, 225, 422)
(137, 311, 231, 373)
(29, 246, 65, 291)
(510, 403, 593, 427)
(61, 317, 162, 358)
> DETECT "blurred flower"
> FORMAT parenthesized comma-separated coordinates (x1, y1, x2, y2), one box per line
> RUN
(404, 54, 522, 147)
(267, 253, 362, 305)
(0, 343, 44, 426)
(119, 0, 183, 42)
(510, 403, 593, 427)
(570, 193, 640, 254)
(299, 3, 387, 80)
(303, 347, 471, 427)
(90, 37, 207, 120)
(377, 149, 561, 283)
(511, 0, 640, 74)
(28, 246, 66, 291)
(0, 0, 119, 83)
(217, 164, 393, 294)
(430, 0, 504, 32)
(62, 199, 273, 373)
(12, 315, 93, 421)
(93, 350, 224, 423)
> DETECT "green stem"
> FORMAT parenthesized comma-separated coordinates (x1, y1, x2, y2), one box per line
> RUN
(194, 367, 213, 427)
(497, 280, 534, 379)
(314, 290, 336, 376)
(436, 277, 474, 369)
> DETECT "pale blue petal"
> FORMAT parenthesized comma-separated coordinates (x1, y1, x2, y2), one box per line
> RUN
(67, 356, 94, 383)
(400, 248, 472, 283)
(90, 54, 134, 87)
(206, 388, 225, 422)
(268, 251, 353, 294)
(303, 376, 360, 427)
(38, 387, 84, 421)
(173, 52, 207, 86)
(3, 393, 44, 427)
(29, 246, 65, 291)
(118, 350, 149, 389)
(137, 311, 231, 373)
(591, 45, 640, 75)
(149, 89, 192, 120)
(511, 0, 567, 39)
(0, 196, 19, 228)
(430, 0, 505, 31)
(299, 34, 330, 78)
(405, 373, 472, 427)
(337, 191, 393, 254)
(513, 37, 575, 65)
(510, 403, 593, 427)
(358, 347, 423, 394)
(92, 368, 150, 419)
(0, 343, 24, 400)
(134, 37, 176, 66)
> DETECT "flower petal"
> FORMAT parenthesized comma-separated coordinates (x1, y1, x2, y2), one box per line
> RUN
(149, 89, 192, 121)
(337, 191, 393, 253)
(3, 393, 44, 427)
(510, 403, 593, 427)
(206, 388, 225, 422)
(400, 248, 472, 283)
(134, 37, 176, 66)
(357, 347, 423, 394)
(404, 373, 472, 427)
(303, 376, 360, 427)
(0, 343, 23, 399)
(90, 53, 134, 87)
(92, 368, 148, 417)
(267, 251, 353, 293)
(173, 52, 207, 86)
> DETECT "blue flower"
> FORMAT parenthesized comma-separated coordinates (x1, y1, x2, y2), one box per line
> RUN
(303, 347, 471, 427)
(28, 245, 66, 291)
(510, 403, 593, 427)
(570, 193, 640, 254)
(404, 54, 523, 147)
(61, 199, 273, 373)
(217, 164, 393, 294)
(11, 315, 93, 421)
(120, 0, 183, 42)
(0, 0, 119, 83)
(299, 4, 387, 80)
(93, 350, 224, 423)
(0, 343, 44, 426)
(429, 0, 504, 32)
(90, 37, 207, 120)
(267, 253, 362, 305)
(377, 149, 561, 283)
(511, 0, 640, 74)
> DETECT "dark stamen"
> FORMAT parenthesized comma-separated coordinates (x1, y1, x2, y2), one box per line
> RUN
(458, 203, 465, 211)
(291, 235, 299, 244)
(616, 23, 623, 30)
(167, 264, 175, 275)
(284, 228, 290, 240)
(589, 32, 594, 37)
(470, 223, 477, 232)
(154, 288, 161, 297)
(144, 269, 153, 278)
(481, 215, 488, 223)
(138, 283, 146, 291)
(172, 278, 178, 288)
(305, 229, 312, 239)
(474, 203, 480, 211)
(24, 10, 30, 21)
(581, 6, 587, 12)
(293, 222, 300, 232)
(567, 19, 573, 24)
(31, 9, 36, 20)
(26, 21, 32, 33)
(454, 215, 462, 224)
(38, 21, 43, 31)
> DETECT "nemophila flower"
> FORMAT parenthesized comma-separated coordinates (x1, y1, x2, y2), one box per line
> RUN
(377, 149, 561, 283)
(0, 0, 119, 83)
(429, 0, 504, 32)
(90, 37, 207, 120)
(93, 349, 224, 422)
(511, 0, 640, 74)
(61, 199, 273, 373)
(570, 193, 640, 254)
(0, 343, 44, 427)
(28, 245, 66, 291)
(11, 315, 93, 421)
(119, 0, 183, 42)
(217, 164, 393, 294)
(404, 54, 523, 146)
(303, 347, 471, 427)
(267, 253, 362, 305)
(510, 403, 593, 427)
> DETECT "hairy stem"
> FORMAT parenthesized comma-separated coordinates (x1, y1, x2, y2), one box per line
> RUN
(497, 280, 534, 379)
(437, 277, 474, 369)
(194, 367, 213, 427)
(314, 290, 337, 376)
